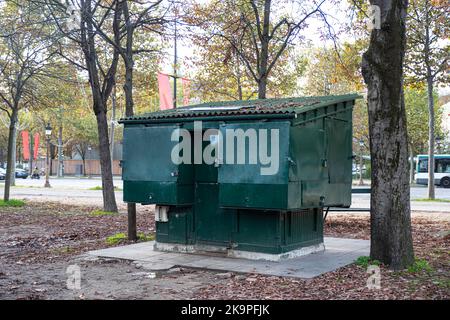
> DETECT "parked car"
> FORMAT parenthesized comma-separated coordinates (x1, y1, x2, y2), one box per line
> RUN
(15, 168, 29, 179)
(0, 168, 5, 180)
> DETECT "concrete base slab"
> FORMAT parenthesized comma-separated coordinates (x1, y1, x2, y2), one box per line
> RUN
(88, 237, 370, 279)
(154, 241, 325, 262)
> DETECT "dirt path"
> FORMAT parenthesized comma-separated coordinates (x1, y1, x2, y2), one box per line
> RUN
(0, 202, 225, 299)
(0, 202, 448, 300)
(0, 258, 225, 300)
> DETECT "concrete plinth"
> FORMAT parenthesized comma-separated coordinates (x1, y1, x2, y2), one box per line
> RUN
(154, 241, 325, 262)
(88, 237, 370, 279)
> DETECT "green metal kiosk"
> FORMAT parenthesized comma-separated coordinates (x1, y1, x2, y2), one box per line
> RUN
(119, 94, 359, 260)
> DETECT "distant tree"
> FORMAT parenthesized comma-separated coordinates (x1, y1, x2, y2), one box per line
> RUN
(69, 113, 98, 176)
(303, 40, 369, 157)
(190, 38, 304, 102)
(44, 0, 122, 212)
(303, 41, 366, 96)
(0, 2, 56, 201)
(92, 0, 167, 240)
(405, 86, 443, 155)
(405, 0, 450, 199)
(189, 0, 328, 99)
(190, 39, 259, 101)
(361, 0, 414, 269)
(404, 86, 443, 182)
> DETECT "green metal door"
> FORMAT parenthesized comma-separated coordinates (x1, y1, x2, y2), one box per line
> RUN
(194, 139, 234, 245)
(218, 121, 290, 209)
(122, 124, 193, 204)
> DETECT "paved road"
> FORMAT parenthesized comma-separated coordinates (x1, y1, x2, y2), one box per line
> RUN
(10, 176, 124, 190)
(0, 177, 449, 212)
(0, 177, 124, 207)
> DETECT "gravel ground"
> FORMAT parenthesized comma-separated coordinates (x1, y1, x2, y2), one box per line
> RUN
(0, 202, 448, 300)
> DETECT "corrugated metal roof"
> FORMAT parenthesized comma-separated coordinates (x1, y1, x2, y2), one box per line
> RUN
(120, 94, 361, 123)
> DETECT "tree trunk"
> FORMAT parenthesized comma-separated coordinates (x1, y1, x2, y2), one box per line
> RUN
(124, 54, 137, 241)
(4, 108, 18, 201)
(257, 78, 267, 99)
(82, 157, 86, 176)
(409, 146, 415, 184)
(361, 0, 414, 270)
(359, 148, 364, 185)
(80, 0, 119, 213)
(110, 84, 116, 167)
(257, 0, 271, 100)
(426, 76, 435, 199)
(235, 56, 243, 100)
(120, 0, 138, 241)
(10, 130, 17, 187)
(58, 125, 63, 177)
(95, 109, 118, 212)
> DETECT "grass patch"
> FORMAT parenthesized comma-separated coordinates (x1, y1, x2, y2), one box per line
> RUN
(0, 199, 25, 207)
(137, 232, 155, 242)
(90, 210, 118, 216)
(355, 256, 381, 268)
(106, 232, 155, 245)
(89, 186, 122, 191)
(413, 198, 450, 203)
(407, 258, 433, 273)
(106, 232, 127, 245)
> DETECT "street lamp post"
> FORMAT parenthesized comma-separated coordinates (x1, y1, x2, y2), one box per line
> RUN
(45, 123, 52, 188)
(358, 139, 364, 186)
(436, 136, 442, 154)
(87, 146, 92, 178)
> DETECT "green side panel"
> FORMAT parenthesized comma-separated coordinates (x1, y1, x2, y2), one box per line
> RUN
(233, 210, 282, 254)
(289, 121, 327, 208)
(287, 181, 302, 209)
(232, 208, 323, 254)
(301, 180, 327, 207)
(123, 181, 193, 205)
(322, 112, 353, 207)
(325, 117, 352, 184)
(283, 209, 323, 249)
(324, 182, 352, 207)
(289, 121, 327, 182)
(288, 108, 353, 208)
(219, 183, 288, 209)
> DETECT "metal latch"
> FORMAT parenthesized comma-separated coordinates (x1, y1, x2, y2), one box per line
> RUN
(287, 157, 296, 166)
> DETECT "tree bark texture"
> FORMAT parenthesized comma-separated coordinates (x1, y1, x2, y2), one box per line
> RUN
(95, 109, 118, 212)
(80, 0, 119, 212)
(361, 0, 414, 269)
(426, 76, 435, 198)
(3, 108, 18, 201)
